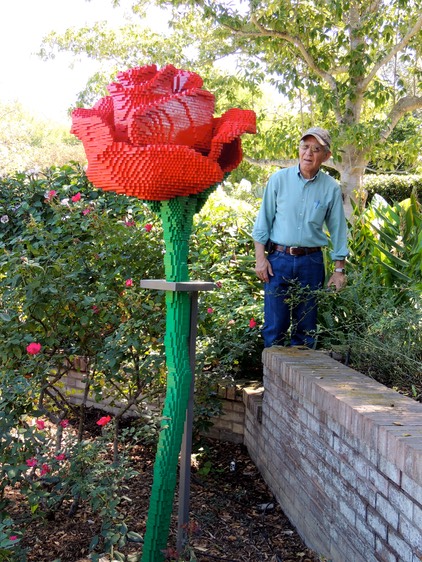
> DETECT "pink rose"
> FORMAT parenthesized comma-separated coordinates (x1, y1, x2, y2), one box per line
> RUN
(144, 223, 153, 232)
(26, 342, 41, 355)
(125, 278, 133, 287)
(207, 308, 213, 314)
(45, 190, 57, 200)
(71, 192, 82, 202)
(249, 318, 257, 329)
(40, 464, 51, 476)
(26, 457, 38, 467)
(9, 536, 18, 541)
(59, 419, 69, 428)
(35, 419, 46, 430)
(55, 453, 66, 461)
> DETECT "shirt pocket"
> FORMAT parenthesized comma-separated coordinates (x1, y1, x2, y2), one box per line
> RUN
(309, 202, 328, 226)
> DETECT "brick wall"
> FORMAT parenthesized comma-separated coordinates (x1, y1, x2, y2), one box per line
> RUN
(243, 346, 422, 562)
(203, 382, 246, 443)
(59, 368, 162, 417)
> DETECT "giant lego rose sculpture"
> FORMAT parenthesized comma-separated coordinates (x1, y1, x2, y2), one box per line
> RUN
(71, 63, 255, 201)
(71, 64, 255, 562)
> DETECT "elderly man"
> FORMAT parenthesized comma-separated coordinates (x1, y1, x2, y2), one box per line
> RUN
(252, 127, 348, 348)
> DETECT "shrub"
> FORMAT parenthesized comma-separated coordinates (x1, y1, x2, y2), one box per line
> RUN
(317, 192, 422, 396)
(363, 173, 422, 204)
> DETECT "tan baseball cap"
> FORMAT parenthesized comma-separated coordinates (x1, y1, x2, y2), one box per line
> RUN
(300, 127, 331, 148)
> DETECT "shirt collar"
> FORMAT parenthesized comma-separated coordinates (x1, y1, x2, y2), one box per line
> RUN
(297, 164, 320, 182)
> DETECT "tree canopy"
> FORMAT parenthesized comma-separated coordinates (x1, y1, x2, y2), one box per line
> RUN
(39, 0, 422, 214)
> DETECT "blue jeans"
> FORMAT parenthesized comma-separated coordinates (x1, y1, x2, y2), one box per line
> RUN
(262, 249, 325, 348)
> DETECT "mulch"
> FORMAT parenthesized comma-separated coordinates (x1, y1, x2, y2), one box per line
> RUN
(6, 412, 319, 562)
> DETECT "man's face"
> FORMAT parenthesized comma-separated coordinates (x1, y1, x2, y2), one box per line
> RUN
(298, 135, 331, 179)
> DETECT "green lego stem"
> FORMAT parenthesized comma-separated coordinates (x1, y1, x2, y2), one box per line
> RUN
(141, 193, 210, 562)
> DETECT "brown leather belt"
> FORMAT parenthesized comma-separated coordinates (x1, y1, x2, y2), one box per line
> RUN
(273, 244, 321, 256)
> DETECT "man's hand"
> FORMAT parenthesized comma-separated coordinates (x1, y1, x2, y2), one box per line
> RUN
(254, 241, 273, 283)
(255, 256, 273, 283)
(327, 271, 346, 292)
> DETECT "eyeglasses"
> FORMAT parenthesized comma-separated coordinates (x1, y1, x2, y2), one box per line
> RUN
(299, 142, 324, 154)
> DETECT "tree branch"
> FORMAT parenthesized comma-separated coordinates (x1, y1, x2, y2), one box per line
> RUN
(362, 14, 422, 91)
(249, 15, 338, 90)
(380, 95, 422, 142)
(219, 13, 343, 123)
(244, 155, 340, 173)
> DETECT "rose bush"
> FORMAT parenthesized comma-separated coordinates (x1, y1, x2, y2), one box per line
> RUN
(71, 64, 256, 201)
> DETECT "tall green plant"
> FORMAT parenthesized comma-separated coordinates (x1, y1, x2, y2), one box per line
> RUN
(317, 192, 422, 395)
(348, 191, 422, 295)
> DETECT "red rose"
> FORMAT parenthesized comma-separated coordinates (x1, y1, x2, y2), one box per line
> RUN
(35, 419, 46, 430)
(96, 415, 112, 426)
(71, 64, 256, 201)
(71, 192, 82, 202)
(26, 342, 42, 355)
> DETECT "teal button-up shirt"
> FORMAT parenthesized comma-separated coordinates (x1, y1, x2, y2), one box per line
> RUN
(252, 165, 349, 261)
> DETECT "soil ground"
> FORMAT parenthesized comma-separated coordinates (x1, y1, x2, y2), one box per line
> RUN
(6, 411, 321, 562)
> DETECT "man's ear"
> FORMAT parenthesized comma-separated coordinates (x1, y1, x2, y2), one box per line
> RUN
(323, 150, 332, 163)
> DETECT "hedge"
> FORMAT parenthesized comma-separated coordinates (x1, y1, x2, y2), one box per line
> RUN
(363, 173, 422, 203)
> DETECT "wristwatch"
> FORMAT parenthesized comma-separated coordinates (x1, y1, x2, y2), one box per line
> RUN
(334, 268, 346, 274)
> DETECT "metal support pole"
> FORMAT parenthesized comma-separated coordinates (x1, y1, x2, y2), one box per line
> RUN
(139, 279, 214, 555)
(177, 290, 199, 552)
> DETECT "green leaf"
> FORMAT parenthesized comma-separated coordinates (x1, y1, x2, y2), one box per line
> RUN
(127, 531, 144, 543)
(89, 535, 99, 551)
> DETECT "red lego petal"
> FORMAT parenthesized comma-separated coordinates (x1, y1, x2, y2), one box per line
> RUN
(209, 108, 257, 172)
(84, 144, 225, 201)
(128, 89, 215, 153)
(70, 109, 115, 147)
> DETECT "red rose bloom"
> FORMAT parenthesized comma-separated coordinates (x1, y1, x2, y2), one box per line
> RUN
(96, 415, 112, 427)
(26, 342, 42, 355)
(249, 318, 257, 329)
(71, 64, 256, 201)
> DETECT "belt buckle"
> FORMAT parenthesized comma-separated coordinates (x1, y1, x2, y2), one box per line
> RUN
(289, 246, 299, 255)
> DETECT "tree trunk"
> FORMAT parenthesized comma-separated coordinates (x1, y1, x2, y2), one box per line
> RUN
(337, 145, 368, 218)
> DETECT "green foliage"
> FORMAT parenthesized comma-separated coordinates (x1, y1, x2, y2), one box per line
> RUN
(317, 193, 422, 393)
(348, 192, 422, 292)
(0, 517, 25, 562)
(0, 163, 165, 557)
(192, 187, 263, 378)
(363, 174, 422, 204)
(367, 114, 422, 174)
(317, 275, 421, 393)
(0, 101, 85, 174)
(0, 164, 166, 411)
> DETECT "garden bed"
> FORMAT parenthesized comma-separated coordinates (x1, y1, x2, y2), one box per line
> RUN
(6, 409, 319, 562)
